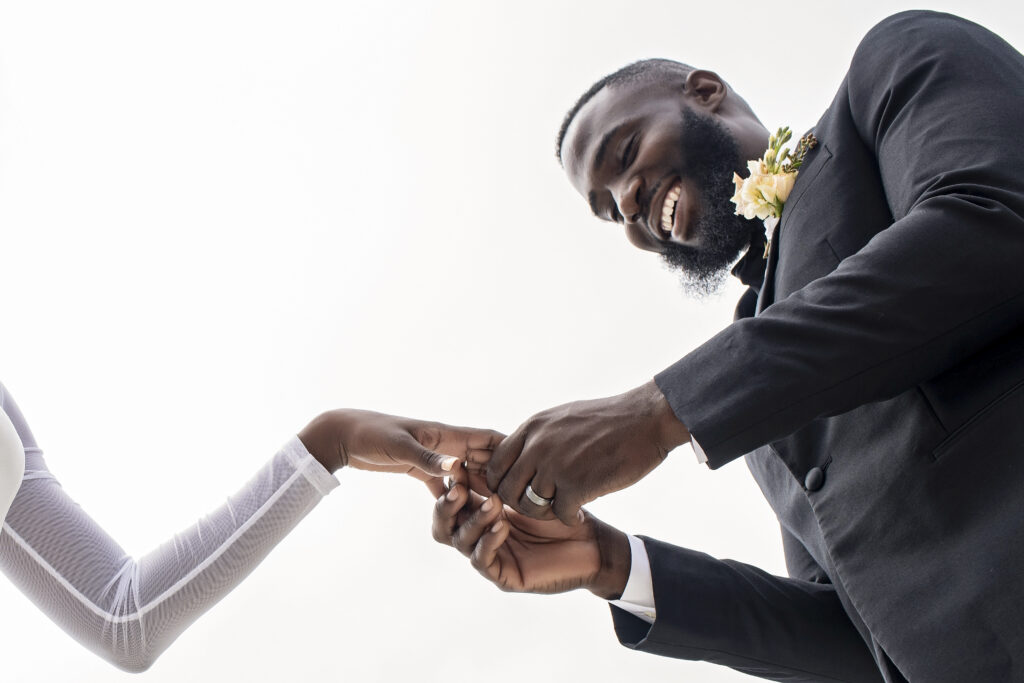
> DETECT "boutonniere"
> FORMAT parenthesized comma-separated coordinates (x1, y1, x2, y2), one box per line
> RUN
(730, 127, 817, 258)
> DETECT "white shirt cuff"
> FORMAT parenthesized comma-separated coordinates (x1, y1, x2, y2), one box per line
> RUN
(609, 534, 656, 624)
(691, 435, 709, 465)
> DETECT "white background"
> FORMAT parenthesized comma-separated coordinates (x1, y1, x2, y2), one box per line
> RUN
(0, 1, 1020, 681)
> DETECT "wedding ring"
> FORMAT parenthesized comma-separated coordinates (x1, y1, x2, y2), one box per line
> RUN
(525, 484, 553, 507)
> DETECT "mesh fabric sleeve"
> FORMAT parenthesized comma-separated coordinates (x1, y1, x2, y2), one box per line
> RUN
(0, 382, 339, 672)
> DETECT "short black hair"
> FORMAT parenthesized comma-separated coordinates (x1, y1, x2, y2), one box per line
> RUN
(555, 58, 694, 164)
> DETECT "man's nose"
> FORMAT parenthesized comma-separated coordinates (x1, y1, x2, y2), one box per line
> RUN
(615, 175, 644, 224)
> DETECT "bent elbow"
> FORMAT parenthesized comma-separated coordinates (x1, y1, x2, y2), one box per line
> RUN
(113, 657, 156, 675)
(95, 642, 161, 674)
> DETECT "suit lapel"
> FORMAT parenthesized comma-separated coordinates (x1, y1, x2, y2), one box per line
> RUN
(755, 138, 832, 315)
(756, 229, 782, 314)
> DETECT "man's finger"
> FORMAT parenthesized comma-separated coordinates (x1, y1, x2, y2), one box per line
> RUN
(454, 493, 505, 557)
(470, 518, 511, 581)
(423, 477, 446, 499)
(466, 469, 493, 497)
(515, 476, 559, 521)
(498, 446, 553, 519)
(552, 492, 585, 527)
(487, 427, 528, 493)
(452, 494, 503, 556)
(431, 483, 468, 546)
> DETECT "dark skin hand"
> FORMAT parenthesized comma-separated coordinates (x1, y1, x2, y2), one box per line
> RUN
(298, 409, 504, 497)
(433, 466, 631, 599)
(486, 380, 691, 525)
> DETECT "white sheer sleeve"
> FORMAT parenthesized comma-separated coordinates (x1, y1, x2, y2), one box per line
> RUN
(0, 407, 25, 526)
(0, 382, 338, 672)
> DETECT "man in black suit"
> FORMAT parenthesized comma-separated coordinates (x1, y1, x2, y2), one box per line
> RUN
(434, 10, 1024, 682)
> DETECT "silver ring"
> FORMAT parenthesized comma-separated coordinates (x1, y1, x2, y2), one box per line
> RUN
(525, 484, 553, 507)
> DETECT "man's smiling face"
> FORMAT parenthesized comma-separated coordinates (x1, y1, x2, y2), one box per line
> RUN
(560, 77, 758, 293)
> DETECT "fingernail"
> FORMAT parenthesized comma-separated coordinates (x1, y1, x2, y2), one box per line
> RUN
(446, 486, 459, 501)
(481, 496, 494, 512)
(491, 520, 504, 533)
(441, 456, 458, 472)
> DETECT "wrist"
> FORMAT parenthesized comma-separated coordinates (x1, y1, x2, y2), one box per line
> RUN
(586, 516, 631, 600)
(636, 379, 690, 452)
(297, 410, 352, 473)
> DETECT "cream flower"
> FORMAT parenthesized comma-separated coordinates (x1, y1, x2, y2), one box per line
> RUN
(729, 126, 817, 230)
(731, 161, 793, 221)
(773, 171, 796, 204)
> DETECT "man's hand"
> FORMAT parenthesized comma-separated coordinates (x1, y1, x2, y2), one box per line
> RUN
(298, 409, 504, 497)
(486, 380, 690, 525)
(432, 473, 631, 598)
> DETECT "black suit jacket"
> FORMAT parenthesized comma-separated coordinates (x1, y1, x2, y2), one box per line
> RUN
(615, 11, 1024, 683)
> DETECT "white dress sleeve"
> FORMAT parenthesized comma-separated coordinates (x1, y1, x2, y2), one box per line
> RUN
(0, 382, 338, 672)
(0, 406, 25, 527)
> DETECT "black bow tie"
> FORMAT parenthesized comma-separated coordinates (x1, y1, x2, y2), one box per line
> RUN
(731, 225, 769, 293)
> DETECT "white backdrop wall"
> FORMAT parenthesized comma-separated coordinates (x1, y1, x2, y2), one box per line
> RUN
(0, 2, 1019, 681)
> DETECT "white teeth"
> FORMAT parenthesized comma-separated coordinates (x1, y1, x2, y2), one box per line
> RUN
(660, 183, 682, 233)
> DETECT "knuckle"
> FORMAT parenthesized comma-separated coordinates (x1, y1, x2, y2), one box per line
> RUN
(497, 481, 518, 505)
(452, 531, 472, 557)
(469, 546, 482, 567)
(411, 424, 442, 451)
(552, 501, 576, 525)
(525, 506, 547, 520)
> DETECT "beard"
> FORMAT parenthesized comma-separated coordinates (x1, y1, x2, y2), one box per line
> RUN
(659, 109, 755, 297)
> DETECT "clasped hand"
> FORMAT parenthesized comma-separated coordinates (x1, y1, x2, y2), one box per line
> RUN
(301, 381, 688, 600)
(431, 464, 631, 599)
(483, 379, 691, 525)
(428, 380, 689, 599)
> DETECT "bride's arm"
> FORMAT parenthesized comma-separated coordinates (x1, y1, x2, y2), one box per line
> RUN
(0, 383, 338, 672)
(0, 382, 501, 672)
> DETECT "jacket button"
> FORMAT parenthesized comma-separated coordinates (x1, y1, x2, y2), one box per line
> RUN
(804, 467, 825, 491)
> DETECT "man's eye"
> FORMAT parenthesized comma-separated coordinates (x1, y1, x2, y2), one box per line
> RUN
(620, 135, 639, 171)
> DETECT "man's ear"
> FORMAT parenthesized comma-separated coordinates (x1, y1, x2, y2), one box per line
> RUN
(683, 69, 728, 112)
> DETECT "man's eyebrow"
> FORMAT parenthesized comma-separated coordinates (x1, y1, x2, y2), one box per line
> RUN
(594, 122, 627, 170)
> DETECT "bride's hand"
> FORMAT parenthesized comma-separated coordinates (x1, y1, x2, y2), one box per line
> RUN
(298, 409, 503, 496)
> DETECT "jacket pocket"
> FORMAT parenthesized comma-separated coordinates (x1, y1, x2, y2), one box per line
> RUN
(931, 377, 1024, 462)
